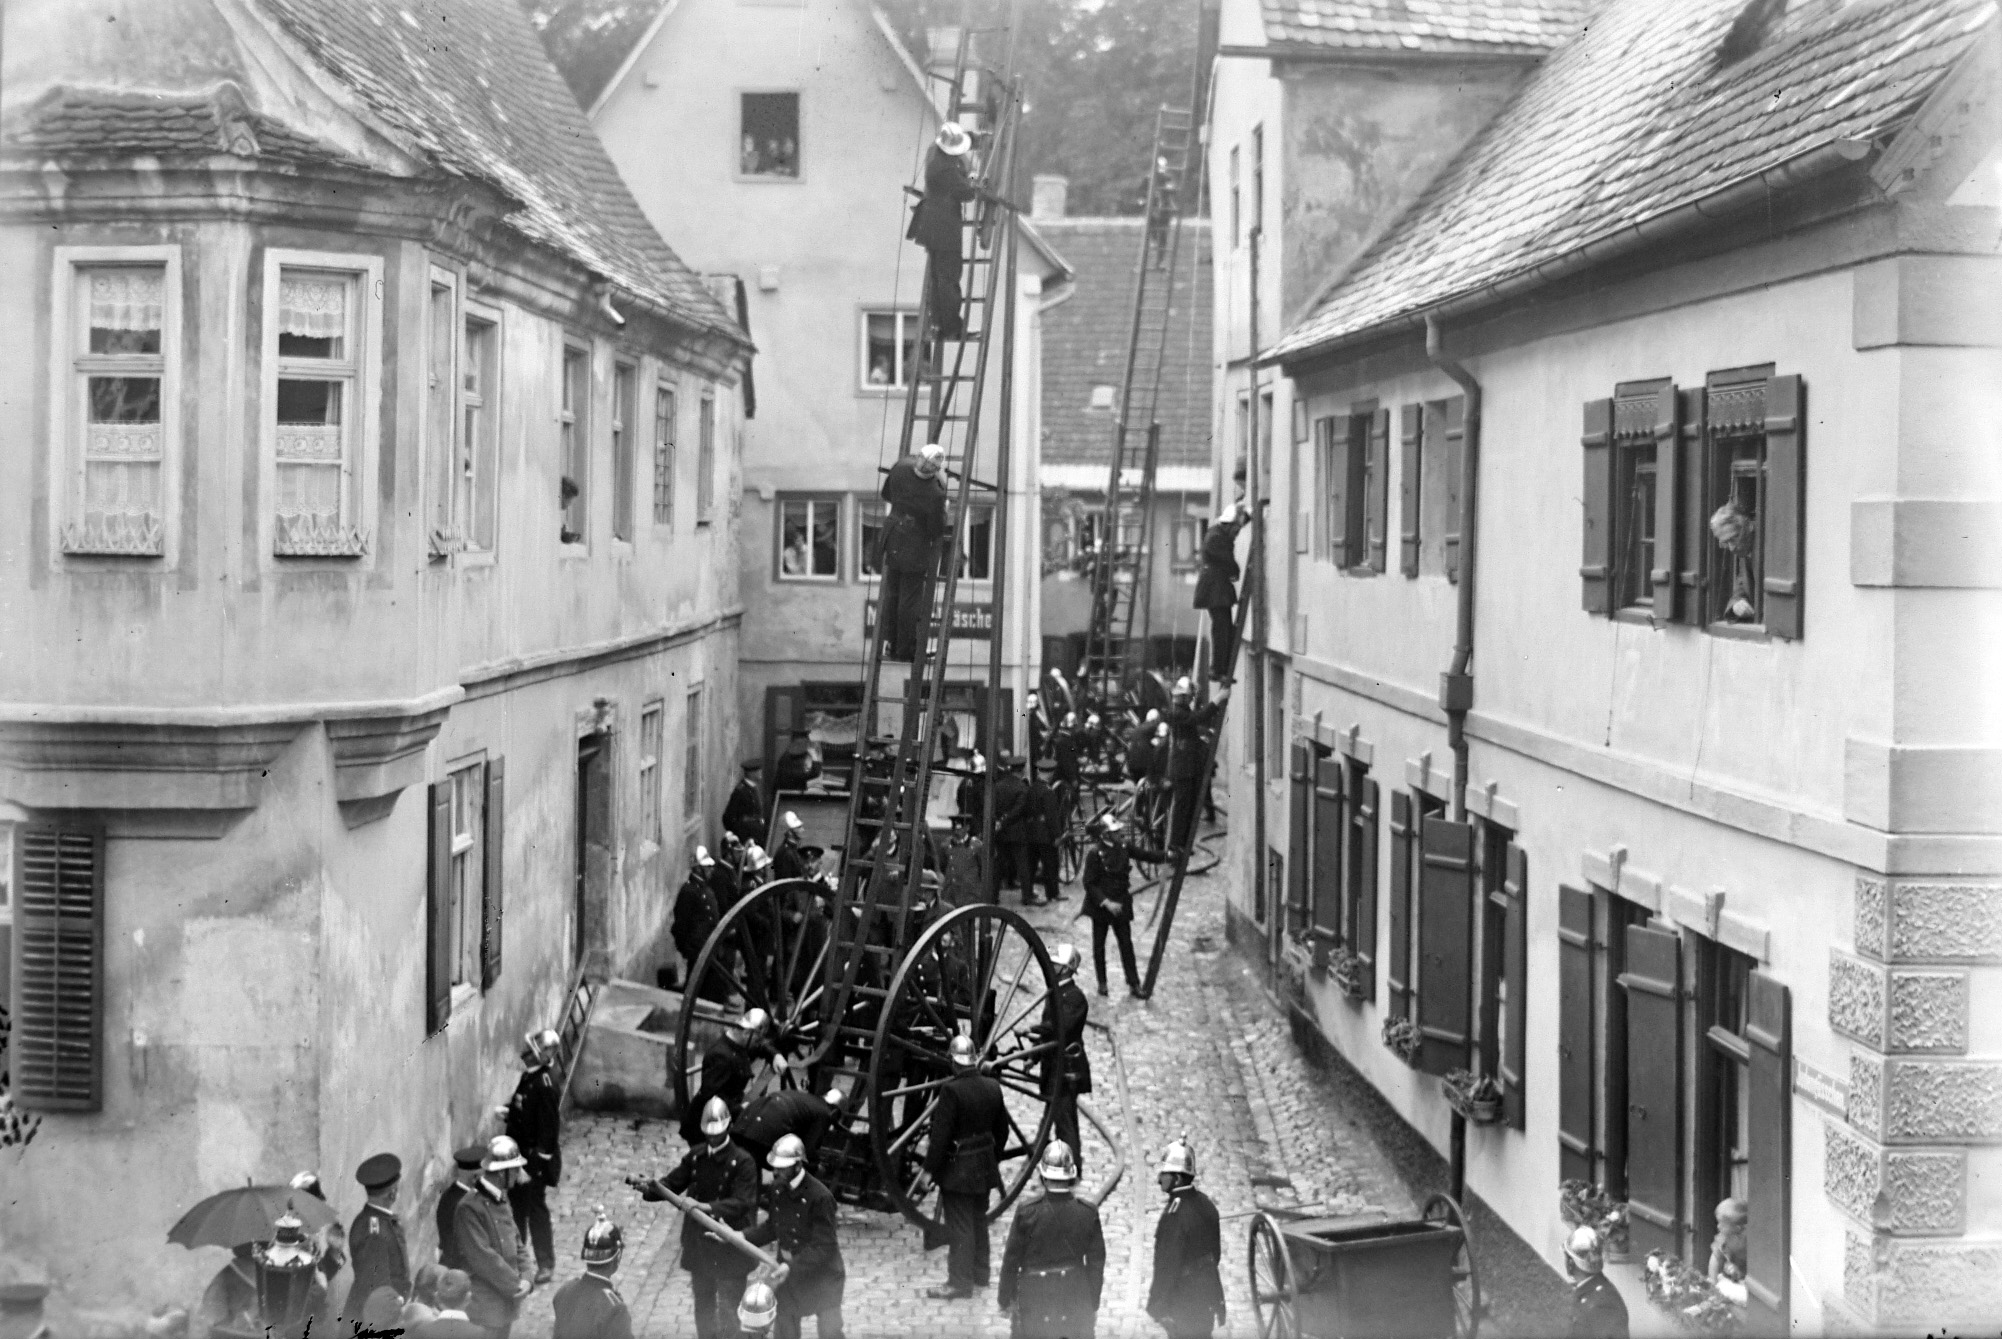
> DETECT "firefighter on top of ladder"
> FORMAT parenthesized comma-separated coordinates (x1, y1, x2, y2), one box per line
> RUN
(909, 123, 977, 343)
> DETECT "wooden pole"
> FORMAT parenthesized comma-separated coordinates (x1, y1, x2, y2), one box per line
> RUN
(626, 1178, 781, 1271)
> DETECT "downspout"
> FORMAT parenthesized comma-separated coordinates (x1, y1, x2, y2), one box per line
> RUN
(1426, 314, 1481, 825)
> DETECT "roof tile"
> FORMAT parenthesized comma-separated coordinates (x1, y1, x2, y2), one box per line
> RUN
(1261, 0, 1592, 53)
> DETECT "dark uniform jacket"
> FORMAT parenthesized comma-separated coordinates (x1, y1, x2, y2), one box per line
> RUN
(1039, 980, 1092, 1099)
(453, 1179, 522, 1330)
(879, 456, 950, 572)
(992, 771, 1031, 844)
(345, 1203, 410, 1318)
(1192, 516, 1244, 611)
(723, 777, 766, 845)
(1010, 778, 1062, 847)
(659, 1140, 760, 1277)
(506, 1065, 563, 1187)
(1146, 1188, 1224, 1331)
(998, 1194, 1106, 1338)
(1051, 730, 1081, 787)
(772, 744, 820, 797)
(771, 833, 810, 882)
(551, 1272, 634, 1339)
(1123, 730, 1157, 783)
(925, 1070, 1008, 1195)
(1567, 1271, 1630, 1339)
(907, 144, 977, 255)
(682, 1035, 766, 1143)
(1083, 838, 1169, 921)
(435, 1181, 470, 1269)
(735, 1090, 837, 1158)
(671, 870, 721, 966)
(745, 1172, 846, 1315)
(1165, 700, 1224, 780)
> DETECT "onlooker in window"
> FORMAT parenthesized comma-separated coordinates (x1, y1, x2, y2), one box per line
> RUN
(907, 124, 977, 342)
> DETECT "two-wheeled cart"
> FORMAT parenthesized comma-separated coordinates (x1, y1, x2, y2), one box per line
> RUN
(1247, 1196, 1482, 1339)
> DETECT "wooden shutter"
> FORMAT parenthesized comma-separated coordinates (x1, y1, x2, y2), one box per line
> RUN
(1367, 408, 1391, 573)
(1649, 382, 1682, 621)
(1399, 405, 1422, 577)
(1441, 398, 1464, 583)
(1745, 970, 1792, 1325)
(1352, 778, 1379, 1001)
(1619, 922, 1683, 1255)
(1499, 842, 1528, 1131)
(1324, 417, 1349, 565)
(1597, 892, 1631, 1199)
(1557, 884, 1596, 1182)
(1415, 817, 1474, 1075)
(426, 780, 453, 1036)
(1312, 756, 1344, 938)
(1580, 398, 1613, 613)
(1386, 791, 1413, 1018)
(1762, 374, 1805, 639)
(1676, 387, 1709, 627)
(1287, 743, 1311, 935)
(1344, 414, 1370, 568)
(11, 824, 103, 1111)
(481, 758, 506, 991)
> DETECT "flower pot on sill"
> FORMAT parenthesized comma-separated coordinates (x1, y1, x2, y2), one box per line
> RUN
(1466, 1097, 1503, 1125)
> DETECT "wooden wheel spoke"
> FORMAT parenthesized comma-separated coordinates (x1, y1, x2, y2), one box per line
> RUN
(879, 1075, 954, 1100)
(887, 1096, 940, 1156)
(982, 950, 1035, 1060)
(994, 1075, 1044, 1100)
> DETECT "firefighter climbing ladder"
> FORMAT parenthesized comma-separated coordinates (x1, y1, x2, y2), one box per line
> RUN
(1079, 105, 1199, 710)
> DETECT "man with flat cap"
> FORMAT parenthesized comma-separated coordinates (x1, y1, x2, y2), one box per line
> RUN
(724, 759, 768, 846)
(347, 1153, 411, 1317)
(439, 1144, 487, 1272)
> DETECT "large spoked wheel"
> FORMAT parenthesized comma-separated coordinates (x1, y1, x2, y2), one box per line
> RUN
(672, 877, 834, 1115)
(1248, 1212, 1299, 1339)
(1422, 1193, 1483, 1339)
(868, 903, 1060, 1231)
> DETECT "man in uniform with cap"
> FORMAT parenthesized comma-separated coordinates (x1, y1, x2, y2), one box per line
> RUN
(1145, 1137, 1224, 1339)
(1165, 679, 1228, 851)
(1564, 1225, 1628, 1339)
(724, 759, 768, 846)
(682, 1008, 779, 1145)
(439, 1144, 487, 1271)
(1035, 945, 1091, 1175)
(1193, 502, 1248, 683)
(346, 1153, 410, 1319)
(908, 123, 977, 341)
(998, 1141, 1104, 1339)
(990, 755, 1031, 897)
(1019, 758, 1066, 907)
(744, 1135, 845, 1339)
(551, 1210, 633, 1339)
(456, 1135, 532, 1338)
(734, 1086, 844, 1174)
(877, 443, 950, 666)
(673, 848, 724, 998)
(636, 1096, 759, 1339)
(770, 812, 812, 882)
(919, 1034, 1008, 1298)
(503, 1029, 564, 1285)
(771, 731, 820, 801)
(1083, 814, 1170, 998)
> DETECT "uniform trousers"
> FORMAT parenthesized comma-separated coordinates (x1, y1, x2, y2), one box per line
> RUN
(508, 1180, 554, 1272)
(774, 1299, 844, 1339)
(1091, 916, 1139, 993)
(878, 567, 932, 663)
(1207, 607, 1235, 679)
(1023, 844, 1060, 904)
(942, 1190, 991, 1290)
(691, 1269, 747, 1339)
(1169, 776, 1204, 850)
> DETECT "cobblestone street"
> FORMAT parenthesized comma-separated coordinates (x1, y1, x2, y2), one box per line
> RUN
(515, 826, 1430, 1339)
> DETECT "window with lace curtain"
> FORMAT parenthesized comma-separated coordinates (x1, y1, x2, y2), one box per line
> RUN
(59, 252, 179, 556)
(265, 253, 379, 557)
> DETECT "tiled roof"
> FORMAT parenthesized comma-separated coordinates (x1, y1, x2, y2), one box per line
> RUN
(1037, 219, 1213, 474)
(1272, 0, 1998, 362)
(1261, 0, 1592, 55)
(254, 0, 743, 344)
(3, 85, 357, 166)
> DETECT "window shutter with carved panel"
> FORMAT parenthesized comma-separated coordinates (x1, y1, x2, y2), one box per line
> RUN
(1557, 884, 1596, 1182)
(1323, 416, 1349, 566)
(482, 758, 506, 991)
(1649, 382, 1682, 621)
(1386, 791, 1413, 1018)
(1762, 375, 1805, 639)
(1415, 816, 1474, 1075)
(1312, 756, 1344, 940)
(1580, 398, 1613, 613)
(1619, 923, 1684, 1255)
(1399, 405, 1421, 577)
(1746, 970, 1791, 1325)
(1676, 387, 1709, 626)
(1367, 408, 1390, 573)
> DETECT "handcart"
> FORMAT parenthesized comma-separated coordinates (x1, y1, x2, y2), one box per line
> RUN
(1247, 1195, 1482, 1339)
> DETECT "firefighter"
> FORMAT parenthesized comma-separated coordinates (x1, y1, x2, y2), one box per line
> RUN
(920, 1033, 1008, 1298)
(673, 848, 724, 995)
(635, 1097, 758, 1339)
(1144, 1137, 1224, 1339)
(438, 1144, 486, 1272)
(346, 1154, 410, 1321)
(1019, 758, 1065, 907)
(1025, 690, 1051, 766)
(877, 443, 950, 665)
(991, 755, 1032, 895)
(1050, 714, 1082, 827)
(1565, 1225, 1629, 1339)
(502, 1029, 564, 1285)
(1082, 814, 1170, 999)
(1193, 504, 1248, 683)
(770, 812, 811, 881)
(734, 1086, 844, 1173)
(907, 123, 977, 341)
(457, 1136, 532, 1338)
(724, 759, 768, 845)
(1165, 679, 1227, 851)
(745, 1134, 846, 1338)
(552, 1210, 633, 1339)
(771, 730, 820, 800)
(997, 1141, 1104, 1339)
(682, 1009, 780, 1145)
(1123, 710, 1161, 782)
(736, 1281, 779, 1339)
(1035, 945, 1090, 1173)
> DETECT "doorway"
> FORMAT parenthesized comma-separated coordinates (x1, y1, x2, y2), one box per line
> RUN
(575, 730, 613, 977)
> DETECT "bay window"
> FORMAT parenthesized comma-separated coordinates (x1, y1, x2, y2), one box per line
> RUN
(59, 253, 178, 557)
(267, 254, 377, 557)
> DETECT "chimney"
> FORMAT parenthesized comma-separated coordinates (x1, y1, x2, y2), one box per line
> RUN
(1031, 174, 1068, 221)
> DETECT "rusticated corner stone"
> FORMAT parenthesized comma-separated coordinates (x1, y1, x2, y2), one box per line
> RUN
(1823, 1120, 1967, 1234)
(1849, 1053, 1885, 1139)
(1882, 1059, 2002, 1143)
(1883, 879, 2002, 962)
(1824, 1120, 1881, 1222)
(1842, 1229, 1875, 1316)
(1855, 876, 1889, 961)
(1887, 969, 1968, 1053)
(1872, 1237, 2002, 1326)
(1829, 950, 1887, 1049)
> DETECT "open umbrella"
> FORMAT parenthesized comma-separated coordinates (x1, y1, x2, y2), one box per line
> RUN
(167, 1184, 338, 1250)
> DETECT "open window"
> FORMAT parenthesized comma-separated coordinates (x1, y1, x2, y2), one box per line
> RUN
(863, 311, 918, 389)
(777, 495, 842, 581)
(60, 254, 178, 556)
(268, 255, 379, 557)
(739, 92, 801, 178)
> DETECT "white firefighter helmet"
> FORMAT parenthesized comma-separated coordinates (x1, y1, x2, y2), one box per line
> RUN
(1038, 1140, 1078, 1185)
(783, 811, 804, 834)
(1095, 812, 1125, 837)
(823, 1085, 845, 1108)
(768, 1133, 807, 1171)
(1155, 1134, 1197, 1180)
(1051, 943, 1080, 980)
(948, 1033, 979, 1069)
(694, 845, 716, 868)
(1172, 676, 1194, 697)
(917, 442, 947, 470)
(1144, 709, 1161, 725)
(485, 1134, 527, 1172)
(971, 751, 986, 773)
(934, 124, 972, 158)
(288, 1171, 325, 1200)
(581, 1207, 624, 1266)
(1564, 1224, 1604, 1272)
(737, 1007, 771, 1036)
(738, 1280, 779, 1329)
(745, 843, 773, 872)
(1153, 723, 1169, 742)
(700, 1096, 733, 1137)
(522, 1028, 561, 1066)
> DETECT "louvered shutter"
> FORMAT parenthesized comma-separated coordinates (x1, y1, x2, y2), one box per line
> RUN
(1352, 778, 1379, 1001)
(1415, 817, 1474, 1075)
(1500, 842, 1528, 1131)
(426, 780, 453, 1036)
(1557, 884, 1596, 1182)
(1677, 387, 1709, 627)
(1322, 417, 1348, 566)
(1399, 405, 1422, 577)
(11, 824, 103, 1111)
(1386, 791, 1413, 1018)
(1650, 382, 1682, 621)
(1619, 923, 1683, 1255)
(1287, 743, 1311, 935)
(1762, 375, 1805, 639)
(1745, 970, 1792, 1325)
(1312, 756, 1344, 938)
(1580, 398, 1613, 613)
(1367, 408, 1391, 573)
(481, 759, 506, 991)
